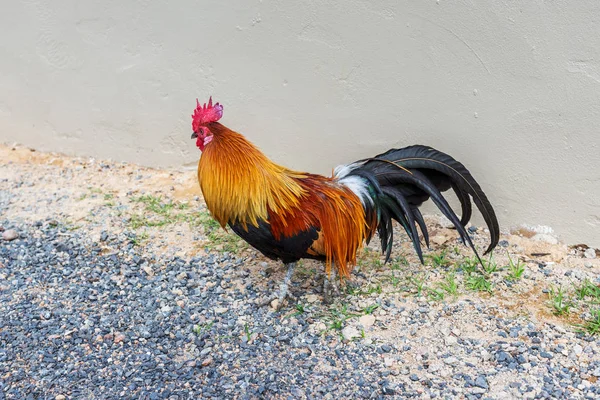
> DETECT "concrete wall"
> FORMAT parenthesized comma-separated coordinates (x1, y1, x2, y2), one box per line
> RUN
(1, 1, 599, 246)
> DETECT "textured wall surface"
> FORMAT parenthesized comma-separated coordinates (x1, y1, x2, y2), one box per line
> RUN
(1, 1, 599, 246)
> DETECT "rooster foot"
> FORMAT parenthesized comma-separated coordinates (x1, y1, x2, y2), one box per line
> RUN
(258, 262, 296, 311)
(323, 268, 340, 305)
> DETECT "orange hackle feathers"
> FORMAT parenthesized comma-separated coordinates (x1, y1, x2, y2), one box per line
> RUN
(198, 122, 371, 279)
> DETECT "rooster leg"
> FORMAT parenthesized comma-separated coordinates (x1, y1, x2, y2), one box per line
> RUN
(259, 262, 296, 310)
(323, 267, 340, 304)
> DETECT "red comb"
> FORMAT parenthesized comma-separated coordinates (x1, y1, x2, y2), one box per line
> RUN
(192, 96, 223, 132)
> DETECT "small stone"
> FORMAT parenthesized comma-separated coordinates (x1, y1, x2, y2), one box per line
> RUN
(341, 326, 361, 341)
(113, 332, 126, 344)
(384, 357, 394, 367)
(475, 375, 489, 389)
(200, 347, 212, 356)
(2, 229, 18, 241)
(55, 396, 66, 400)
(214, 307, 228, 314)
(305, 294, 320, 303)
(410, 373, 419, 381)
(201, 357, 213, 367)
(531, 233, 559, 245)
(380, 345, 392, 353)
(432, 235, 449, 246)
(573, 344, 583, 356)
(142, 265, 154, 276)
(381, 386, 396, 395)
(269, 299, 279, 310)
(540, 351, 554, 359)
(445, 336, 458, 346)
(584, 248, 596, 259)
(444, 356, 459, 365)
(359, 314, 376, 328)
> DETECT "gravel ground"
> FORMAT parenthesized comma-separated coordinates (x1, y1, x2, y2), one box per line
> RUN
(1, 144, 600, 399)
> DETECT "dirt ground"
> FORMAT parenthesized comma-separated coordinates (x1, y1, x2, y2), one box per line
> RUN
(2, 143, 600, 399)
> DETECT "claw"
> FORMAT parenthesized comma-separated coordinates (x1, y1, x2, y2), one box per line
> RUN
(323, 267, 340, 304)
(258, 262, 296, 311)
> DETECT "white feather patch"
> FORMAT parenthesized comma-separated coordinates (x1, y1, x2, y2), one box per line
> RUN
(338, 175, 373, 206)
(333, 163, 359, 179)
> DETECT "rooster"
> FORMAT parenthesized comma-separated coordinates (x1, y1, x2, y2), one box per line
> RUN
(190, 97, 499, 309)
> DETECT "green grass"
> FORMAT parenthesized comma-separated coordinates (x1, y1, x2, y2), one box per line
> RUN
(466, 274, 493, 293)
(577, 310, 600, 336)
(482, 256, 500, 275)
(506, 254, 526, 281)
(130, 232, 149, 247)
(325, 304, 360, 331)
(548, 286, 573, 316)
(427, 250, 450, 268)
(427, 288, 445, 301)
(127, 194, 246, 252)
(574, 279, 600, 303)
(244, 323, 252, 341)
(457, 257, 479, 277)
(438, 273, 459, 297)
(363, 304, 379, 315)
(409, 274, 427, 297)
(193, 321, 214, 335)
(291, 303, 305, 317)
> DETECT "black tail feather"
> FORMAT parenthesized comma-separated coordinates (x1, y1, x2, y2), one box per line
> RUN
(348, 144, 499, 267)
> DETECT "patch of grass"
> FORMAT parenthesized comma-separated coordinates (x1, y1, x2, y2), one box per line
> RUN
(130, 232, 149, 247)
(195, 210, 247, 253)
(427, 250, 451, 268)
(548, 286, 573, 316)
(466, 274, 493, 293)
(577, 310, 600, 336)
(427, 288, 445, 301)
(457, 257, 479, 277)
(506, 254, 526, 281)
(363, 304, 379, 315)
(325, 304, 360, 331)
(409, 274, 427, 297)
(292, 303, 305, 316)
(244, 323, 252, 341)
(482, 256, 500, 275)
(438, 273, 459, 297)
(574, 279, 600, 303)
(193, 321, 214, 335)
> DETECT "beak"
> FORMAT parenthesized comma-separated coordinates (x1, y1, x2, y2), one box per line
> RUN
(191, 132, 198, 139)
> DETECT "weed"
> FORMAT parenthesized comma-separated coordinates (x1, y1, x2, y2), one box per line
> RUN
(244, 323, 252, 341)
(574, 279, 600, 303)
(482, 256, 500, 274)
(193, 321, 214, 335)
(427, 250, 450, 268)
(548, 286, 573, 316)
(363, 304, 379, 315)
(409, 274, 427, 296)
(577, 310, 600, 336)
(458, 257, 479, 277)
(438, 273, 459, 297)
(427, 288, 445, 301)
(130, 232, 149, 247)
(325, 304, 360, 331)
(506, 254, 526, 281)
(466, 274, 493, 293)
